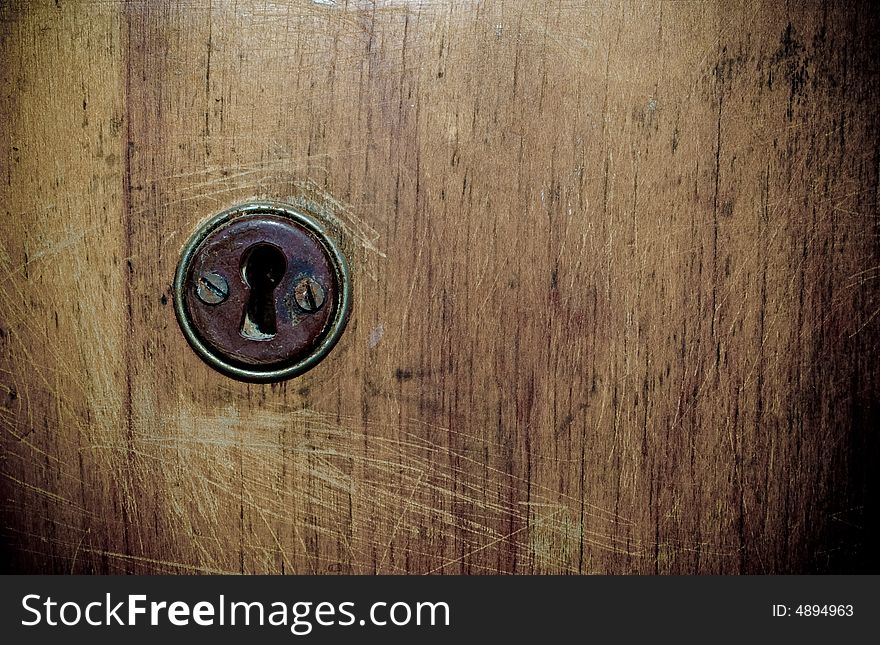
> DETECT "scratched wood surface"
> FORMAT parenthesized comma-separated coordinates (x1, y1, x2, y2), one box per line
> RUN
(1, 0, 878, 574)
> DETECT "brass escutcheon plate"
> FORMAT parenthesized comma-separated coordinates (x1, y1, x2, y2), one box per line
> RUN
(173, 202, 352, 382)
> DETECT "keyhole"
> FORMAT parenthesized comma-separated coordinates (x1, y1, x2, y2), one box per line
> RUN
(240, 243, 286, 340)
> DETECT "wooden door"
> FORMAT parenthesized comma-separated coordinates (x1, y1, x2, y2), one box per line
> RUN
(2, 0, 878, 574)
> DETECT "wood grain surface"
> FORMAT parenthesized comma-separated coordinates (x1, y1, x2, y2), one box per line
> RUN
(1, 0, 878, 574)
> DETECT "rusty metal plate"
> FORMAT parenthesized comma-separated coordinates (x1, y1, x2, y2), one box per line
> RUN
(173, 202, 351, 381)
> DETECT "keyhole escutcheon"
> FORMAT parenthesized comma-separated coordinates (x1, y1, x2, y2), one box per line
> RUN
(175, 202, 351, 381)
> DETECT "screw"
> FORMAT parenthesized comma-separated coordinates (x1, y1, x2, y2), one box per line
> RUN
(294, 276, 326, 312)
(196, 271, 229, 305)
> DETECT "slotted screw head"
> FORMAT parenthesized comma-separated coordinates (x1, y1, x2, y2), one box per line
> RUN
(294, 276, 326, 312)
(196, 271, 229, 305)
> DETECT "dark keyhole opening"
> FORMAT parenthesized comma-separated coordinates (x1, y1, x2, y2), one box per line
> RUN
(241, 243, 286, 340)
